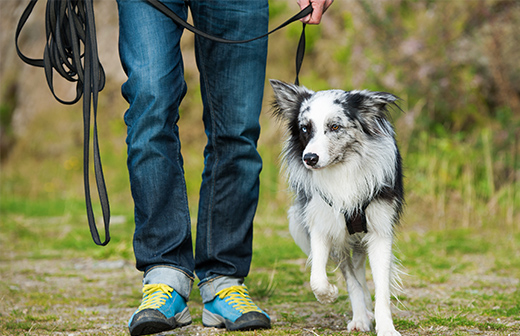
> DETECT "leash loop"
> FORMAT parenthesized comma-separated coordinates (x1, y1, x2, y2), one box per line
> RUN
(16, 0, 110, 246)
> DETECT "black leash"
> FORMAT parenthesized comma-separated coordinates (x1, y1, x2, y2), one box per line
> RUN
(146, 0, 311, 85)
(16, 0, 110, 246)
(15, 0, 311, 246)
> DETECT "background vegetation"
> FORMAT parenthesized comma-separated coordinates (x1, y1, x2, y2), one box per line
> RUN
(1, 0, 519, 335)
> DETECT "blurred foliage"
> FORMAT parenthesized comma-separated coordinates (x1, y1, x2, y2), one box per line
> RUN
(265, 0, 520, 229)
(1, 0, 519, 233)
(0, 74, 17, 162)
(295, 0, 520, 133)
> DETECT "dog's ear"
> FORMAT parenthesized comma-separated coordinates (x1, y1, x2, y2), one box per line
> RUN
(348, 90, 401, 136)
(270, 79, 314, 119)
(363, 91, 400, 110)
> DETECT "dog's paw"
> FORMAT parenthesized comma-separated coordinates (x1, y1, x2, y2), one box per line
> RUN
(375, 323, 401, 336)
(311, 283, 338, 304)
(347, 317, 372, 332)
(348, 309, 374, 333)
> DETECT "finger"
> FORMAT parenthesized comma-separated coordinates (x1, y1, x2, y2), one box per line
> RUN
(298, 0, 313, 23)
(302, 0, 331, 25)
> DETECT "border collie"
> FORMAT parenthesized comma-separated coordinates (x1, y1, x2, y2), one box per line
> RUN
(270, 80, 404, 336)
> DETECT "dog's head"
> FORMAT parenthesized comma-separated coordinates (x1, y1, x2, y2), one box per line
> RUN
(270, 79, 399, 170)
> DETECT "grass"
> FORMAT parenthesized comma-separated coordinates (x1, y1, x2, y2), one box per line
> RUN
(1, 182, 520, 336)
(2, 115, 519, 336)
(1, 105, 519, 335)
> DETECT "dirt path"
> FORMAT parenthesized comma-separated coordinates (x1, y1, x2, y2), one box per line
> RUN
(1, 256, 519, 336)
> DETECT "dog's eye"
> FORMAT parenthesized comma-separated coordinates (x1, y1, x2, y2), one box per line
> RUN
(330, 124, 340, 131)
(301, 126, 308, 133)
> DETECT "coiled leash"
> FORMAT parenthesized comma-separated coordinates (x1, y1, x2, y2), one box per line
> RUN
(16, 0, 109, 246)
(15, 0, 312, 246)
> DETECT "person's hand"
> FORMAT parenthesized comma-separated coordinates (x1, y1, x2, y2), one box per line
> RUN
(297, 0, 334, 24)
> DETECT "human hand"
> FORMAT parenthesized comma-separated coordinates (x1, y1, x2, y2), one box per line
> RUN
(297, 0, 334, 24)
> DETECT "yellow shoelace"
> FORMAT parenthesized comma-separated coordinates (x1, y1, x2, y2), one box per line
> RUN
(215, 285, 262, 314)
(137, 284, 173, 312)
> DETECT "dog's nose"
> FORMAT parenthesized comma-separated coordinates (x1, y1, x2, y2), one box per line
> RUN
(303, 153, 319, 167)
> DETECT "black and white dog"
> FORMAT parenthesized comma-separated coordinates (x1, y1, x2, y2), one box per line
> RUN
(270, 80, 404, 336)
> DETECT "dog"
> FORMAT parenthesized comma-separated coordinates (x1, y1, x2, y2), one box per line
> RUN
(270, 80, 404, 336)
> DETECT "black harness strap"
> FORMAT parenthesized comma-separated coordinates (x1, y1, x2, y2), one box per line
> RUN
(319, 192, 370, 235)
(345, 206, 369, 235)
(15, 0, 312, 246)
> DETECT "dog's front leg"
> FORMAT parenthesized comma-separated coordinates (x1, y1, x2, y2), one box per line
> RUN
(367, 232, 401, 336)
(309, 229, 338, 304)
(341, 248, 374, 332)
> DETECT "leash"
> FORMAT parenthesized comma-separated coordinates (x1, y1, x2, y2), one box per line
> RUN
(16, 0, 110, 246)
(145, 0, 311, 85)
(15, 0, 312, 246)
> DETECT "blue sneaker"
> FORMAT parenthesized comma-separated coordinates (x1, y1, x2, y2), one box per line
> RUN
(128, 284, 191, 336)
(202, 285, 271, 331)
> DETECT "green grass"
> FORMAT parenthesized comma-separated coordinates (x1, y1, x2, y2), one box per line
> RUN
(1, 119, 519, 335)
(2, 201, 519, 335)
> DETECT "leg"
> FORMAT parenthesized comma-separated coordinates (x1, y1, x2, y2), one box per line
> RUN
(189, 0, 269, 289)
(304, 197, 339, 304)
(352, 243, 374, 311)
(341, 245, 374, 332)
(366, 203, 401, 336)
(118, 0, 195, 294)
(309, 228, 338, 304)
(118, 1, 194, 335)
(288, 195, 311, 256)
(187, 1, 271, 331)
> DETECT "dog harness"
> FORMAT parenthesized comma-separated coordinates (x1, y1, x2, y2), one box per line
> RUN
(319, 193, 370, 235)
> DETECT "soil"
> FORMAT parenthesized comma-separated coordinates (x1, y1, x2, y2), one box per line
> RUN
(2, 256, 519, 336)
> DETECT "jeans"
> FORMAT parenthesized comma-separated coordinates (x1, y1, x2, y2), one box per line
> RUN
(117, 0, 268, 302)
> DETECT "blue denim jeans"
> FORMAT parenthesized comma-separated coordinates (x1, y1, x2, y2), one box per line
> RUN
(117, 0, 268, 302)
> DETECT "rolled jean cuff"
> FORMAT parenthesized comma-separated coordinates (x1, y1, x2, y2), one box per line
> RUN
(198, 276, 244, 303)
(143, 266, 194, 301)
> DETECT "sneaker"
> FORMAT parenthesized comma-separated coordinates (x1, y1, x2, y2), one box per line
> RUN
(202, 285, 271, 331)
(128, 283, 192, 336)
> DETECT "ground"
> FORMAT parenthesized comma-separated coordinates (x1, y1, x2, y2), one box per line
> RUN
(2, 250, 519, 336)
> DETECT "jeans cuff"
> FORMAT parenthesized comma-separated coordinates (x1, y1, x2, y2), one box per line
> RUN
(143, 266, 194, 301)
(198, 276, 244, 303)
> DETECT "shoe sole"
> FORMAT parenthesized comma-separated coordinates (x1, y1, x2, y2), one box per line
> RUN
(202, 310, 271, 331)
(129, 307, 192, 336)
